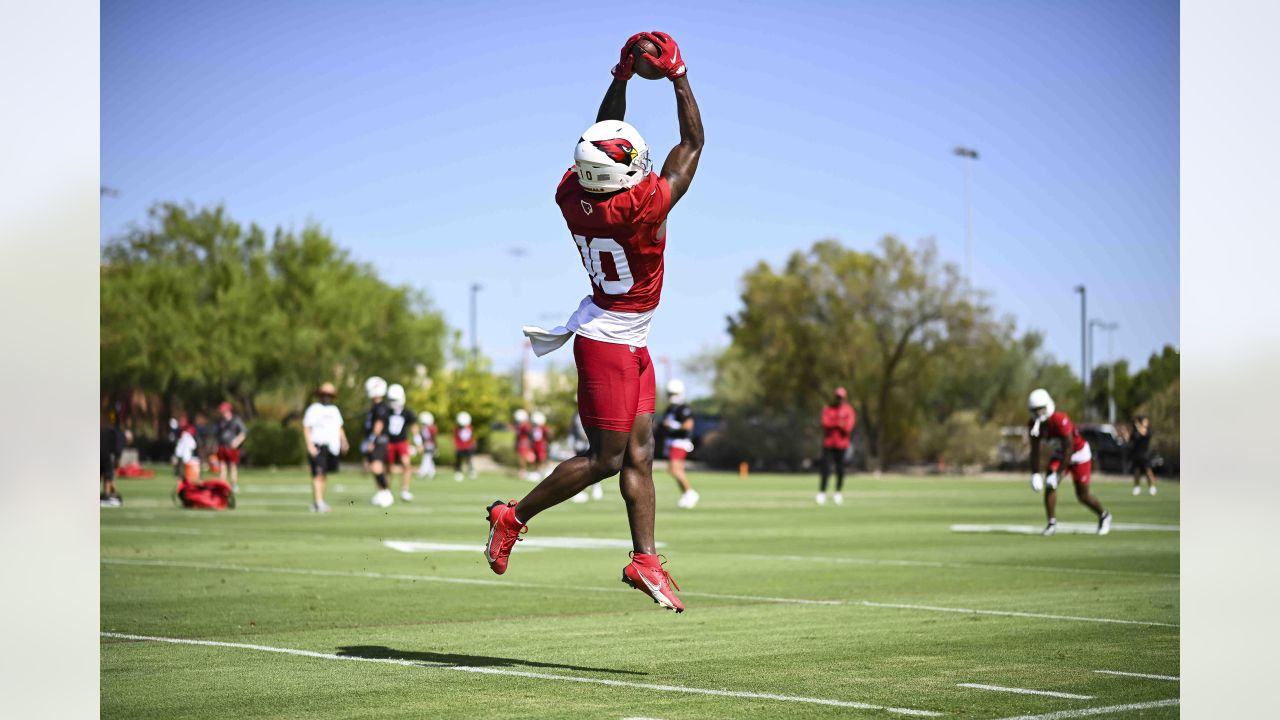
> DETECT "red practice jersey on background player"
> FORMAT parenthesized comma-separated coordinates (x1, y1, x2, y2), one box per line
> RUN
(555, 167, 671, 313)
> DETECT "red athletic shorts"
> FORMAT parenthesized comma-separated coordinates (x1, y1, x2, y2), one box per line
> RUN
(387, 441, 412, 465)
(216, 446, 241, 465)
(534, 443, 548, 462)
(1048, 458, 1092, 486)
(574, 334, 655, 432)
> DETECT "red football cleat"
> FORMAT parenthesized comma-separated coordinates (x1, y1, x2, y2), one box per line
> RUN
(483, 500, 526, 575)
(621, 553, 684, 613)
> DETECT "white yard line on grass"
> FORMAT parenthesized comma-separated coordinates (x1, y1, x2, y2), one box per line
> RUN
(1091, 669, 1179, 681)
(101, 558, 1177, 626)
(739, 553, 1178, 580)
(100, 632, 942, 717)
(857, 601, 1178, 628)
(956, 683, 1093, 699)
(989, 698, 1179, 720)
(951, 523, 1179, 535)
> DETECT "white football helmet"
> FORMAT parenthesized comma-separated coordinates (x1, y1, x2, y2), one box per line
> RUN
(667, 378, 685, 402)
(421, 412, 435, 426)
(456, 411, 472, 427)
(387, 383, 406, 410)
(531, 411, 546, 426)
(514, 409, 529, 424)
(574, 120, 651, 193)
(365, 376, 387, 399)
(1028, 388, 1055, 422)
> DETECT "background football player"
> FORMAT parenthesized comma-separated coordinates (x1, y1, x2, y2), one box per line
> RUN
(384, 383, 419, 502)
(513, 408, 535, 480)
(214, 401, 246, 493)
(1028, 388, 1113, 536)
(660, 378, 699, 508)
(362, 376, 394, 507)
(818, 387, 856, 506)
(486, 31, 702, 613)
(453, 411, 476, 480)
(416, 411, 438, 480)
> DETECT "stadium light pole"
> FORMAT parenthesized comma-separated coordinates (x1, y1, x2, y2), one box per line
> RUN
(953, 146, 979, 289)
(469, 283, 482, 361)
(1099, 322, 1119, 424)
(1074, 285, 1087, 419)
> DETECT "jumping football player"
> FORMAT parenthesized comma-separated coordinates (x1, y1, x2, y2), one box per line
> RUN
(384, 383, 419, 502)
(1028, 388, 1113, 536)
(362, 376, 394, 507)
(416, 411, 438, 479)
(486, 31, 701, 613)
(661, 379, 699, 508)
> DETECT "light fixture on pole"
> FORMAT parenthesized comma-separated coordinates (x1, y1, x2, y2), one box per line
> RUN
(953, 145, 979, 288)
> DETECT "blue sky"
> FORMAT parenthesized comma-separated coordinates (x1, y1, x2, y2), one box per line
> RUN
(102, 0, 1178, 394)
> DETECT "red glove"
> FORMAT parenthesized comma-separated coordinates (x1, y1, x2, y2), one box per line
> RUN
(640, 31, 687, 80)
(611, 32, 647, 80)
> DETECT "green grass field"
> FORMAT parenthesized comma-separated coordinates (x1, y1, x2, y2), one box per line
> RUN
(101, 466, 1179, 719)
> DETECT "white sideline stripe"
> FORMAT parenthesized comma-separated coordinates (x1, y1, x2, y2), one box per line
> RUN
(100, 632, 942, 716)
(956, 683, 1093, 699)
(858, 601, 1178, 628)
(989, 698, 1179, 720)
(102, 559, 1175, 624)
(951, 523, 1179, 535)
(384, 540, 542, 553)
(1091, 669, 1179, 681)
(740, 553, 1178, 579)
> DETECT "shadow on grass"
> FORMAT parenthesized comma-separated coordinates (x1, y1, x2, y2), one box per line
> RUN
(335, 645, 647, 676)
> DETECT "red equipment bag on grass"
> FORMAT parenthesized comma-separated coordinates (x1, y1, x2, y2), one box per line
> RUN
(175, 477, 235, 510)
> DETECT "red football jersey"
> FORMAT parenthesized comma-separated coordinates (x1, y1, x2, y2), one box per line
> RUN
(515, 421, 533, 449)
(1030, 411, 1087, 454)
(555, 168, 672, 313)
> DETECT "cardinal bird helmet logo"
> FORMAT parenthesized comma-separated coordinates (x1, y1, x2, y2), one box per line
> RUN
(591, 138, 638, 165)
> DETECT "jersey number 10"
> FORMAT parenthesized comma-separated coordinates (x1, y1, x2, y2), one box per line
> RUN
(573, 235, 634, 295)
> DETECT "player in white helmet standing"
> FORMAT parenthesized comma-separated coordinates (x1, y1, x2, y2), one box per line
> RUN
(416, 411, 438, 479)
(453, 411, 476, 480)
(660, 379, 699, 508)
(362, 376, 394, 507)
(485, 31, 701, 613)
(384, 384, 419, 502)
(513, 409, 536, 480)
(1028, 388, 1112, 536)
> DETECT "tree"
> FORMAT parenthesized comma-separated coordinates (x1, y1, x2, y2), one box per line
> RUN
(722, 237, 995, 468)
(710, 237, 1088, 470)
(101, 202, 447, 433)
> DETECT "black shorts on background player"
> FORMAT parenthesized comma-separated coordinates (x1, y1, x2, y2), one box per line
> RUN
(310, 447, 340, 477)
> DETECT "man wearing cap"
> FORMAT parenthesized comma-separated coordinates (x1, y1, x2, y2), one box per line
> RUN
(303, 383, 349, 513)
(215, 401, 247, 492)
(818, 387, 856, 505)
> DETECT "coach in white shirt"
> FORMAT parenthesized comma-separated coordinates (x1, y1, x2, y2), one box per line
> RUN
(303, 382, 349, 513)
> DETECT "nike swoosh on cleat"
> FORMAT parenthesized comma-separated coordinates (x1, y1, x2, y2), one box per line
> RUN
(639, 571, 674, 608)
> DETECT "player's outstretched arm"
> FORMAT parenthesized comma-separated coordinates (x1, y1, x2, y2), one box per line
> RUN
(596, 78, 628, 123)
(598, 33, 644, 122)
(661, 74, 704, 209)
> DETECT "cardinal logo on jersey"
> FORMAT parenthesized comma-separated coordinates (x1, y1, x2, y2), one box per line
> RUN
(580, 200, 593, 215)
(591, 138, 638, 165)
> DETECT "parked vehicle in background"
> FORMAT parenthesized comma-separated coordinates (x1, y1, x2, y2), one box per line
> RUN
(655, 413, 722, 460)
(1079, 424, 1127, 474)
